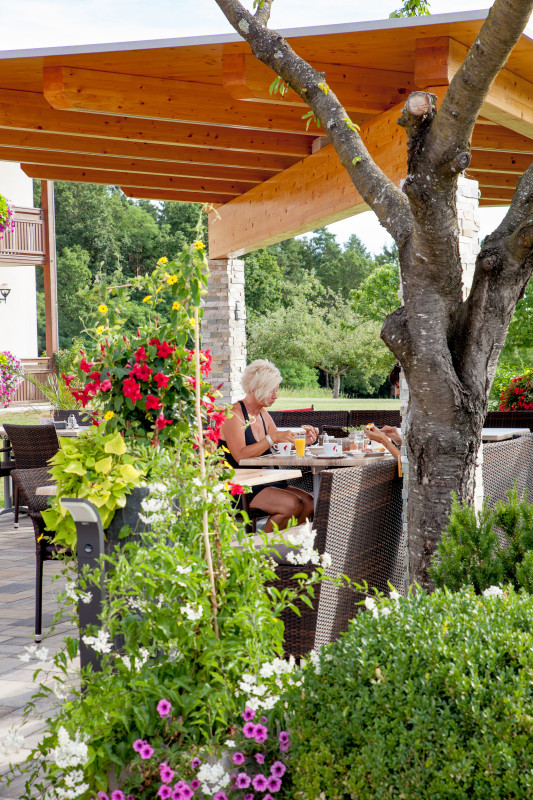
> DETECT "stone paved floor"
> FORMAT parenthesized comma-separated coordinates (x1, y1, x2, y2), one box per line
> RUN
(0, 513, 77, 799)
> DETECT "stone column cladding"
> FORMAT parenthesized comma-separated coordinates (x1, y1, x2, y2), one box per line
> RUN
(202, 257, 247, 406)
(398, 176, 482, 591)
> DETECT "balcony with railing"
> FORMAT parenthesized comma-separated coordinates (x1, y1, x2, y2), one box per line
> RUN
(0, 206, 47, 265)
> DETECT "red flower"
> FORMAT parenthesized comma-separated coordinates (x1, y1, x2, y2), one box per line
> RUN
(90, 371, 101, 386)
(153, 372, 169, 389)
(200, 349, 212, 376)
(123, 377, 142, 404)
(209, 411, 226, 428)
(135, 345, 147, 362)
(149, 338, 160, 347)
(145, 394, 163, 410)
(62, 373, 75, 387)
(204, 427, 220, 443)
(80, 358, 93, 374)
(156, 341, 175, 359)
(228, 482, 245, 497)
(185, 376, 197, 389)
(131, 362, 153, 381)
(100, 379, 112, 392)
(155, 413, 172, 430)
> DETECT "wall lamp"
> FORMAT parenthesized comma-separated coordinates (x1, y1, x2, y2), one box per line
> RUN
(0, 283, 10, 303)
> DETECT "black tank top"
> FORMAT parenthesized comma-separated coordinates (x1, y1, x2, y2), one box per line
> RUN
(221, 400, 271, 468)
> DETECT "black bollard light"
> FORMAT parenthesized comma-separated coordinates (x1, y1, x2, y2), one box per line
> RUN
(60, 498, 105, 674)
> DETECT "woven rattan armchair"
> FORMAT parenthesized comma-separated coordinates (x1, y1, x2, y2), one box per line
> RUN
(482, 432, 533, 509)
(312, 459, 403, 650)
(349, 410, 402, 428)
(3, 424, 60, 527)
(11, 467, 70, 641)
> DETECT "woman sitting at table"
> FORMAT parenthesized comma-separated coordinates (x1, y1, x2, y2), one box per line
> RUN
(366, 364, 402, 457)
(220, 359, 317, 533)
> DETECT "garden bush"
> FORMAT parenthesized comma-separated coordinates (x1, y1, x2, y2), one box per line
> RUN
(285, 588, 533, 800)
(430, 488, 533, 594)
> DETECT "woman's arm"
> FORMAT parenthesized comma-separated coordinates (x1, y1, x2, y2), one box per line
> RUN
(366, 425, 401, 460)
(221, 408, 293, 464)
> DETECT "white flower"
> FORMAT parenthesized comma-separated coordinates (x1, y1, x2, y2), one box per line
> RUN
(19, 644, 50, 663)
(175, 565, 192, 575)
(0, 729, 24, 756)
(63, 770, 85, 788)
(483, 585, 504, 597)
(197, 761, 231, 793)
(364, 597, 376, 611)
(321, 552, 332, 569)
(180, 603, 203, 621)
(308, 648, 321, 674)
(224, 739, 236, 748)
(82, 629, 112, 654)
(286, 520, 322, 565)
(118, 648, 150, 671)
(389, 588, 400, 601)
(380, 606, 392, 617)
(50, 727, 88, 769)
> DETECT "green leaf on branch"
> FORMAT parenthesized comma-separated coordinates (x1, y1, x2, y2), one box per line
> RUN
(342, 116, 360, 133)
(269, 76, 289, 96)
(318, 81, 329, 95)
(302, 110, 321, 131)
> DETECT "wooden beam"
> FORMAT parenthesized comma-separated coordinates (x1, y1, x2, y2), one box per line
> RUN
(121, 187, 225, 204)
(472, 125, 533, 155)
(0, 146, 266, 184)
(473, 171, 518, 190)
(43, 66, 373, 136)
(208, 102, 407, 258)
(41, 180, 59, 356)
(0, 88, 312, 157)
(0, 127, 298, 172)
(21, 164, 249, 196)
(222, 53, 414, 114)
(415, 37, 533, 138)
(470, 149, 533, 175)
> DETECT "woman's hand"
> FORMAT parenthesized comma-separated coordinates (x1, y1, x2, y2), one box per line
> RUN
(303, 425, 319, 445)
(273, 429, 296, 444)
(366, 426, 389, 447)
(381, 425, 402, 445)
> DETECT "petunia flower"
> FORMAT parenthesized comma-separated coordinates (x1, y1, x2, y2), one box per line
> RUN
(158, 787, 172, 799)
(232, 752, 245, 765)
(251, 774, 268, 792)
(242, 707, 256, 721)
(270, 761, 286, 778)
(242, 722, 256, 739)
(235, 773, 251, 788)
(157, 698, 172, 718)
(266, 776, 282, 792)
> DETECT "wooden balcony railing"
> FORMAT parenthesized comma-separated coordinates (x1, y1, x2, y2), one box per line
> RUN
(10, 357, 56, 405)
(0, 206, 47, 265)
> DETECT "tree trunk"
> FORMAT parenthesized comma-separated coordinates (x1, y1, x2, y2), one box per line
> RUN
(332, 373, 341, 399)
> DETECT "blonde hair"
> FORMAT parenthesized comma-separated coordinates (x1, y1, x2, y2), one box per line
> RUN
(241, 359, 282, 403)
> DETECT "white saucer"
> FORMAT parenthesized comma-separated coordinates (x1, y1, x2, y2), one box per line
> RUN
(314, 452, 345, 459)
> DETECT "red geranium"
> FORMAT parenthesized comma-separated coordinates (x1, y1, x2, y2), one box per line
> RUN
(153, 372, 169, 389)
(123, 377, 142, 404)
(145, 394, 163, 411)
(228, 482, 245, 497)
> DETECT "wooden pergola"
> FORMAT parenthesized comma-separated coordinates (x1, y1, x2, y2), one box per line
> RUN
(0, 8, 532, 396)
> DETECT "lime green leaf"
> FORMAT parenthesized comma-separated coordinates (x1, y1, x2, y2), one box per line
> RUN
(104, 434, 126, 456)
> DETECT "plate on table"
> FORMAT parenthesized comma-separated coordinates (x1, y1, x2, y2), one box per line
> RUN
(364, 450, 387, 457)
(271, 451, 293, 457)
(313, 452, 346, 459)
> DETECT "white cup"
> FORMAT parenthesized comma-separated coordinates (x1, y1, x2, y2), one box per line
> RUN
(273, 441, 292, 455)
(323, 439, 342, 457)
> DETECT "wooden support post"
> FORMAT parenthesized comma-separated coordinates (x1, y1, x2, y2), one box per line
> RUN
(41, 180, 59, 356)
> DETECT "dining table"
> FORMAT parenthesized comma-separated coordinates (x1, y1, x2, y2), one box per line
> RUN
(240, 448, 394, 503)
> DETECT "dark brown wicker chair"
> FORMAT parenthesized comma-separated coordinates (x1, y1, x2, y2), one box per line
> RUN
(482, 432, 533, 509)
(11, 467, 71, 641)
(484, 410, 533, 430)
(0, 438, 16, 513)
(312, 459, 403, 650)
(349, 410, 402, 428)
(3, 423, 60, 527)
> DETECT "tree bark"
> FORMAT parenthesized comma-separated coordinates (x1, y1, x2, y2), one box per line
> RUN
(332, 373, 340, 399)
(213, 0, 533, 590)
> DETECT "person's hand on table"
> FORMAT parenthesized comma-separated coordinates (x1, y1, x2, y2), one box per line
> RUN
(273, 429, 296, 444)
(366, 426, 390, 447)
(381, 425, 402, 445)
(303, 425, 319, 445)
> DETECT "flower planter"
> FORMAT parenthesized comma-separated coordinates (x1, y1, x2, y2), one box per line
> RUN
(104, 486, 152, 556)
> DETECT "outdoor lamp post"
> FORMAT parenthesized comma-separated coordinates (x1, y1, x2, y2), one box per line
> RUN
(60, 497, 105, 674)
(0, 283, 10, 302)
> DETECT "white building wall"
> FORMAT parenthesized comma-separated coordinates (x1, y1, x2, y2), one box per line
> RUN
(0, 162, 38, 358)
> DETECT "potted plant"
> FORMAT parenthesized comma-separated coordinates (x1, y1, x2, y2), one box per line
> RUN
(498, 368, 533, 411)
(0, 193, 14, 238)
(0, 350, 23, 407)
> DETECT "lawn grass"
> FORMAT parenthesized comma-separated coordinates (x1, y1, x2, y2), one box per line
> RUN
(272, 390, 400, 412)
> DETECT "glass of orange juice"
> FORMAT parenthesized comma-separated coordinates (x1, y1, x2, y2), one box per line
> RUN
(294, 430, 306, 457)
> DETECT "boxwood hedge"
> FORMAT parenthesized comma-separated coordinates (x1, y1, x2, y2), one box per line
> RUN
(286, 588, 533, 799)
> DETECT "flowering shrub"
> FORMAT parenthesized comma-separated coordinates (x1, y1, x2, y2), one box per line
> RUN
(285, 587, 533, 799)
(0, 350, 23, 405)
(498, 368, 533, 410)
(65, 246, 219, 447)
(0, 193, 14, 238)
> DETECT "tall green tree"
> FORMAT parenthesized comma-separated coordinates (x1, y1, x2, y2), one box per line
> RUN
(244, 249, 285, 316)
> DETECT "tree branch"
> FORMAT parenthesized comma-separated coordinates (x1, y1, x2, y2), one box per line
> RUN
(213, 0, 413, 246)
(254, 0, 274, 26)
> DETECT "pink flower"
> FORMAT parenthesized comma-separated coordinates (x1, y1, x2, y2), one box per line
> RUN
(266, 776, 282, 792)
(111, 792, 125, 800)
(242, 707, 256, 721)
(279, 731, 289, 744)
(243, 722, 256, 738)
(140, 742, 154, 760)
(156, 413, 172, 430)
(243, 795, 254, 800)
(157, 698, 172, 718)
(252, 774, 268, 792)
(279, 741, 290, 752)
(191, 757, 201, 769)
(232, 751, 245, 765)
(100, 379, 112, 391)
(132, 362, 153, 381)
(255, 753, 265, 765)
(235, 773, 251, 788)
(213, 794, 228, 800)
(123, 377, 142, 404)
(160, 763, 174, 783)
(158, 787, 172, 800)
(132, 739, 145, 753)
(80, 357, 93, 374)
(190, 780, 200, 790)
(254, 724, 268, 743)
(270, 761, 286, 778)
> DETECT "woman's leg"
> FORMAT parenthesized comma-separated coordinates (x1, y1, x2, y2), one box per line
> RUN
(249, 486, 305, 533)
(283, 487, 314, 524)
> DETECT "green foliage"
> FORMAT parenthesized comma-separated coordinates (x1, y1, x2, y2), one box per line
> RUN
(286, 587, 533, 800)
(504, 277, 533, 354)
(24, 373, 81, 412)
(390, 0, 431, 17)
(244, 249, 285, 316)
(279, 360, 319, 390)
(487, 357, 529, 410)
(351, 261, 400, 321)
(41, 429, 145, 548)
(430, 487, 533, 594)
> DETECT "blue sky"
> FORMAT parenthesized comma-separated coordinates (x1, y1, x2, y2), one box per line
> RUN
(0, 0, 519, 252)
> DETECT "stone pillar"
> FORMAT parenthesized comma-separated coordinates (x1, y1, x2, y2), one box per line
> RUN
(399, 176, 482, 591)
(202, 257, 247, 406)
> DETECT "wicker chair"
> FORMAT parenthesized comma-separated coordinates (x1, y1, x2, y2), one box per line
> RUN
(484, 410, 533, 430)
(11, 467, 70, 641)
(3, 424, 60, 527)
(349, 409, 402, 428)
(482, 433, 533, 509)
(0, 438, 16, 511)
(313, 459, 403, 650)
